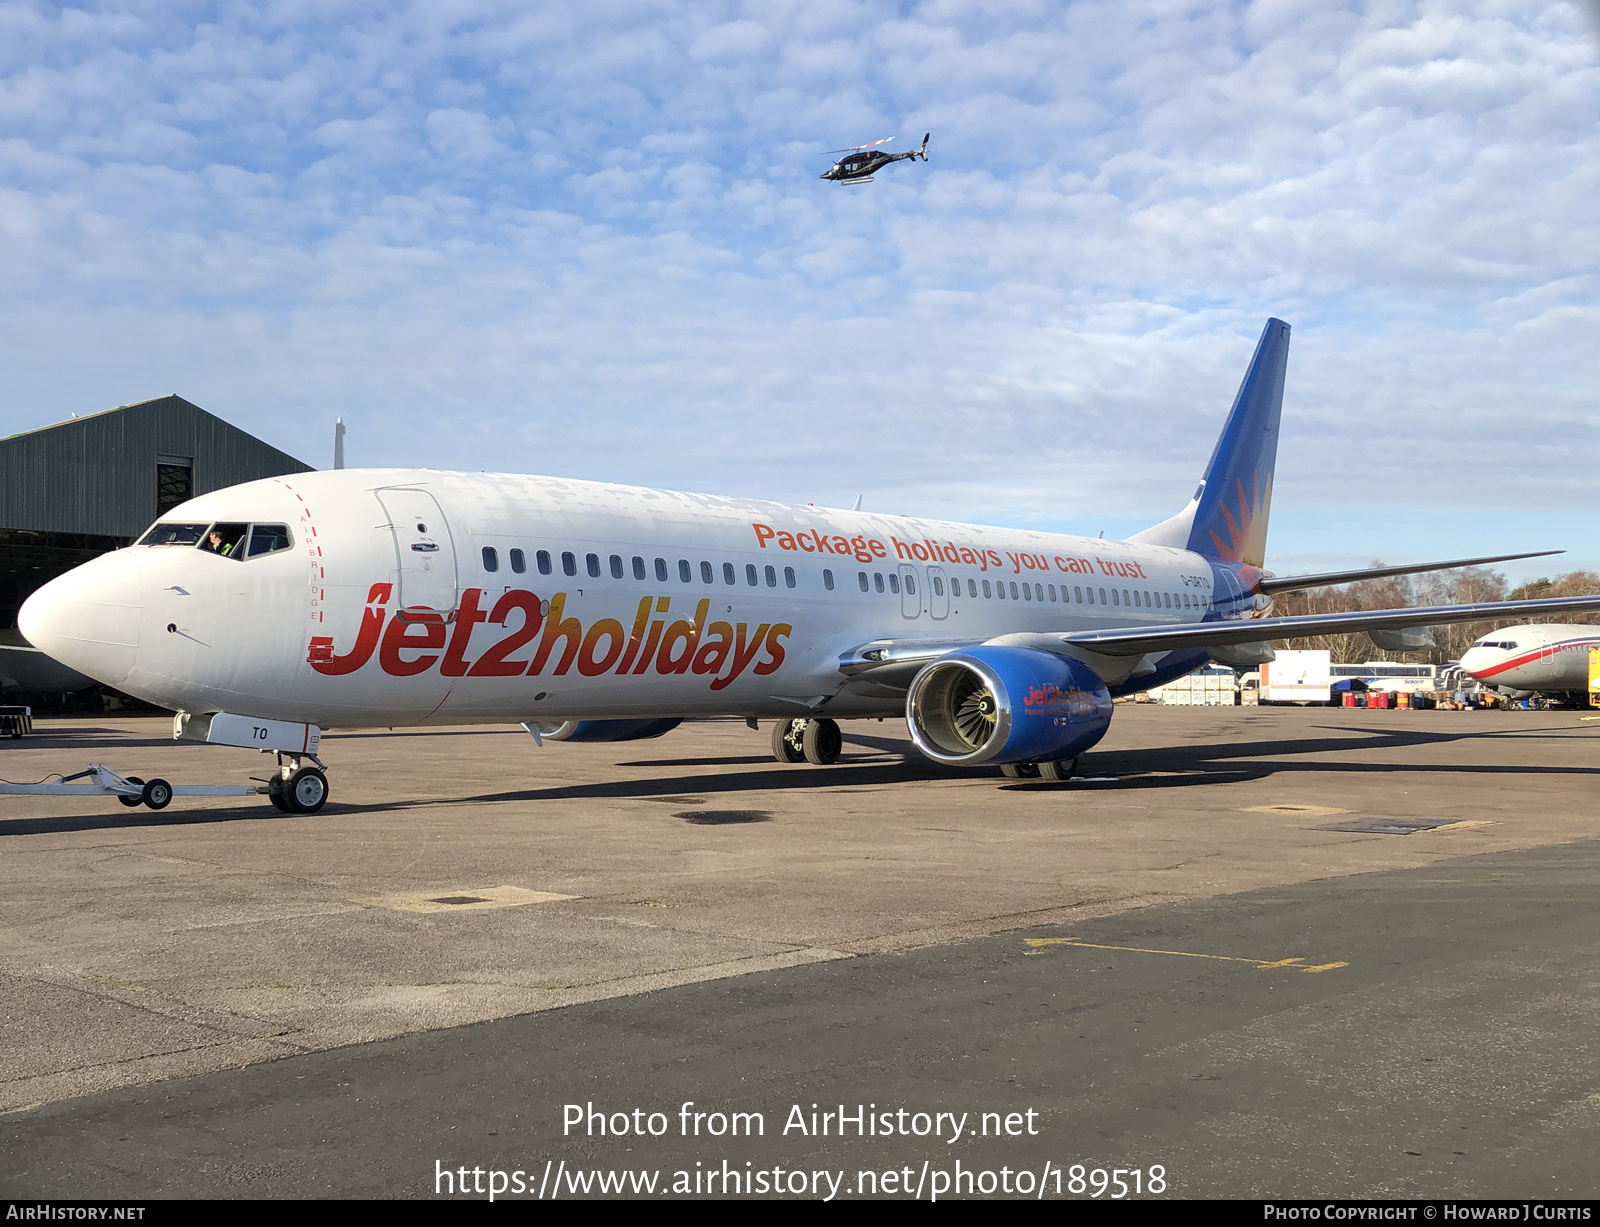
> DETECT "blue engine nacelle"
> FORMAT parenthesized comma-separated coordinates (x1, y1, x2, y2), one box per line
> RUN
(905, 646, 1113, 766)
(536, 718, 683, 742)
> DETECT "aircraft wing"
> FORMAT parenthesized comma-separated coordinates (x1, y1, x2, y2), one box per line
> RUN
(1059, 593, 1600, 657)
(838, 592, 1600, 679)
(1256, 550, 1563, 595)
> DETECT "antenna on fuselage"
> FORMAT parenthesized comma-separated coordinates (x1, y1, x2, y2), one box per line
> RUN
(851, 494, 863, 511)
(334, 418, 346, 470)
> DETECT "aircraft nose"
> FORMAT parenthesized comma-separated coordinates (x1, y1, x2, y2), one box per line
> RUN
(17, 552, 144, 688)
(1459, 648, 1491, 678)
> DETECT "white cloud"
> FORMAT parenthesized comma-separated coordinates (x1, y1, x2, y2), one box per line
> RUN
(0, 0, 1596, 579)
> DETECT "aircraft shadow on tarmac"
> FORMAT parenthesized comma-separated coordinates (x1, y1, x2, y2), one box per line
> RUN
(2, 721, 1593, 835)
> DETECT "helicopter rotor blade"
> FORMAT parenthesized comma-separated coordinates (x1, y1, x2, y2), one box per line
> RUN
(823, 137, 894, 154)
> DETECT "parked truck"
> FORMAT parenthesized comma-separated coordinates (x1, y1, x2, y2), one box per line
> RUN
(1259, 650, 1332, 705)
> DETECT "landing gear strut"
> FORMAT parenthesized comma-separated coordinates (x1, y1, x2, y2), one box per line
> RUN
(267, 753, 330, 814)
(769, 717, 842, 766)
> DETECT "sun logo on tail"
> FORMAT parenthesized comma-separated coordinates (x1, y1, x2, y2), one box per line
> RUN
(1209, 471, 1273, 568)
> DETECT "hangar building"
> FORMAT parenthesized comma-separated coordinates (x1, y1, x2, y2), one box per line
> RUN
(1, 395, 313, 698)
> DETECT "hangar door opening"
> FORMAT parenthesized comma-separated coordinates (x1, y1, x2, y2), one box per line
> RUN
(375, 488, 458, 613)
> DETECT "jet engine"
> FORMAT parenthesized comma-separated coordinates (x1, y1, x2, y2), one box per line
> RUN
(533, 718, 683, 742)
(905, 646, 1113, 766)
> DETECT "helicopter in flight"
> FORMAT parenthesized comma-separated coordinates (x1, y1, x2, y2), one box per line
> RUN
(820, 133, 929, 184)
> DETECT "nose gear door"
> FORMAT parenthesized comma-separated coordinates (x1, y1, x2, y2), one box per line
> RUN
(375, 488, 458, 614)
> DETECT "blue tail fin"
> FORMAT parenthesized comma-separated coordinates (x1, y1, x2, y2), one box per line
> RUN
(1130, 318, 1289, 567)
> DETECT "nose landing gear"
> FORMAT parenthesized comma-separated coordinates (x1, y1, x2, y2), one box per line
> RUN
(266, 753, 330, 814)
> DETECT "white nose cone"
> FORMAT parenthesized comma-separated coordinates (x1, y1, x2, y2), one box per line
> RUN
(17, 553, 144, 688)
(1459, 648, 1490, 679)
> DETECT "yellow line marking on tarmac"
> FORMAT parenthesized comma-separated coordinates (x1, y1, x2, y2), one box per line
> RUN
(1427, 820, 1495, 832)
(1245, 803, 1350, 817)
(1024, 937, 1348, 974)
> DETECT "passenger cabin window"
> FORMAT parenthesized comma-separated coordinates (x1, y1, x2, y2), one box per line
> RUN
(561, 551, 577, 577)
(932, 576, 943, 596)
(701, 561, 714, 584)
(889, 573, 900, 594)
(140, 522, 209, 547)
(587, 553, 601, 578)
(246, 524, 293, 558)
(510, 548, 526, 574)
(200, 523, 248, 559)
(1098, 588, 1107, 603)
(983, 580, 992, 598)
(747, 564, 759, 586)
(968, 579, 978, 597)
(633, 556, 646, 580)
(724, 562, 736, 585)
(655, 558, 668, 582)
(875, 573, 885, 593)
(610, 555, 624, 579)
(679, 559, 692, 583)
(858, 571, 869, 592)
(784, 566, 796, 588)
(1023, 583, 1032, 601)
(905, 573, 916, 594)
(1009, 582, 1019, 600)
(765, 565, 777, 587)
(824, 569, 835, 591)
(482, 546, 499, 573)
(537, 550, 552, 575)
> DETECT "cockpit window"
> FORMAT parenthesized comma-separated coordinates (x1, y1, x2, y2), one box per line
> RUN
(247, 524, 294, 557)
(200, 523, 249, 559)
(140, 522, 209, 546)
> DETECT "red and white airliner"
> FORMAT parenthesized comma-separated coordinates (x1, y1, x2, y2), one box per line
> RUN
(1460, 624, 1600, 700)
(19, 320, 1600, 812)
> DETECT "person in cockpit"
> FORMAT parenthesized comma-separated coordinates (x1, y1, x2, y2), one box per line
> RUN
(202, 526, 247, 557)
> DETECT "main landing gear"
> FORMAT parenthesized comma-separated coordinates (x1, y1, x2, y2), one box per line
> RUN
(769, 717, 843, 766)
(265, 752, 330, 814)
(998, 758, 1078, 781)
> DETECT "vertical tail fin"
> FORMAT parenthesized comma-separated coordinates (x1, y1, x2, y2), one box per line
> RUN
(1129, 318, 1290, 567)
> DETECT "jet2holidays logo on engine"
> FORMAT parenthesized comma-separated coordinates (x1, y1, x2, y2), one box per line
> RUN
(307, 584, 790, 688)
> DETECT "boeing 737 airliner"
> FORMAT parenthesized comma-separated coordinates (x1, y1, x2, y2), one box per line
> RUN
(1461, 624, 1600, 700)
(19, 320, 1600, 812)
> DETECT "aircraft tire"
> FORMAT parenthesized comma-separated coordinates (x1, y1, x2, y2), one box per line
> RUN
(283, 768, 329, 815)
(267, 777, 291, 813)
(999, 763, 1039, 778)
(802, 718, 842, 765)
(141, 778, 173, 810)
(1036, 758, 1077, 781)
(119, 776, 145, 808)
(770, 718, 805, 764)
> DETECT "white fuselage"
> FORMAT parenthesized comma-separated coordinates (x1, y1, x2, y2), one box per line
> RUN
(1460, 623, 1600, 696)
(20, 470, 1238, 727)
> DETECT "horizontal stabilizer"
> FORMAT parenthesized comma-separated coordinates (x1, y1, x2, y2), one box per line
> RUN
(1257, 550, 1564, 596)
(1060, 593, 1600, 658)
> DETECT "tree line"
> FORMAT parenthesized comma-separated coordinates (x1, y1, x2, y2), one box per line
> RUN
(1266, 567, 1600, 664)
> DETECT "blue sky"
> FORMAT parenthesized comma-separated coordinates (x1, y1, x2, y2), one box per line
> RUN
(2, 0, 1597, 582)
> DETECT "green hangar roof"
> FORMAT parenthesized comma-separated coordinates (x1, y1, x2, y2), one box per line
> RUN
(0, 395, 315, 539)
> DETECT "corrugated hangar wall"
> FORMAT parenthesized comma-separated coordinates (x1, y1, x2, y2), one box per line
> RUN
(0, 395, 314, 539)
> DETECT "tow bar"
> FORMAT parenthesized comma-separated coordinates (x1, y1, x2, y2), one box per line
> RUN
(0, 764, 260, 810)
